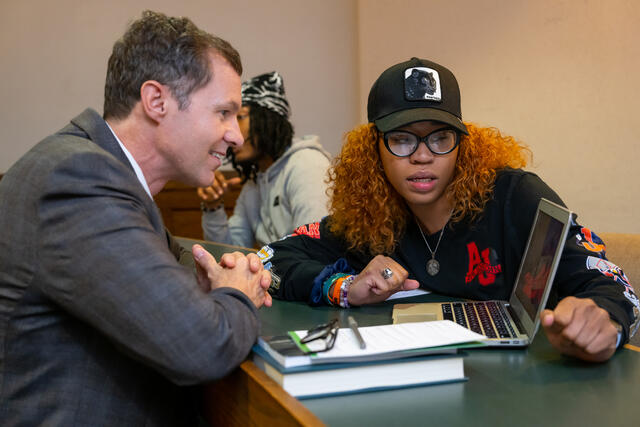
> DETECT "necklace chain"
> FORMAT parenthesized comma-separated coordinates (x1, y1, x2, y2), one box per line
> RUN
(415, 212, 452, 276)
(416, 219, 446, 258)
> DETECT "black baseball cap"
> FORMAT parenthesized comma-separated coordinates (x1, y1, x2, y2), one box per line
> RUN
(367, 57, 468, 134)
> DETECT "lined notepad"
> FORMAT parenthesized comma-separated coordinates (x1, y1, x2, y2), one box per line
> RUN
(293, 320, 485, 360)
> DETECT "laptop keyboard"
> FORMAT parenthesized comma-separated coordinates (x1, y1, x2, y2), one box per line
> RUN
(442, 302, 517, 339)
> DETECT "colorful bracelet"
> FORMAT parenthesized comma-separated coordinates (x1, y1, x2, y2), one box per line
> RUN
(322, 273, 349, 306)
(331, 276, 345, 305)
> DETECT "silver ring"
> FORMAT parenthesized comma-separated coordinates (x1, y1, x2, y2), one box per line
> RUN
(381, 268, 393, 280)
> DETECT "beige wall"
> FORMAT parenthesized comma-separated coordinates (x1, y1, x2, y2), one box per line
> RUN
(0, 0, 358, 169)
(358, 0, 640, 233)
(1, 0, 638, 233)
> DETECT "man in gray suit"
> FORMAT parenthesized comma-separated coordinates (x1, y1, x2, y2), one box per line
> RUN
(0, 10, 272, 426)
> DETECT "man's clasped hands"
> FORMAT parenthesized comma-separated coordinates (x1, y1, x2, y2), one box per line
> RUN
(192, 244, 272, 309)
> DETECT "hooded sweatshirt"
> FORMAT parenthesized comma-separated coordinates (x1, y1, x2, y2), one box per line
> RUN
(202, 135, 331, 248)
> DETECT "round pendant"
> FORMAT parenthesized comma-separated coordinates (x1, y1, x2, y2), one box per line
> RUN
(426, 258, 440, 276)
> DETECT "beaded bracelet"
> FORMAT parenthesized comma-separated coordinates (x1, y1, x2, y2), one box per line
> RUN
(339, 275, 356, 308)
(200, 201, 224, 212)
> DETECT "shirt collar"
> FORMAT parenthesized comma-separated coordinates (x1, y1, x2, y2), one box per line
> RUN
(105, 122, 152, 199)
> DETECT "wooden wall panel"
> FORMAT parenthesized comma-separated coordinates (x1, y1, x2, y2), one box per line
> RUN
(154, 171, 241, 239)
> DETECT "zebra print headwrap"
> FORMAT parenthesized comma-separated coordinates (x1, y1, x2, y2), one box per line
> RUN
(241, 71, 290, 118)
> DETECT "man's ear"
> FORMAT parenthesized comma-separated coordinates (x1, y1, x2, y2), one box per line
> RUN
(140, 80, 169, 123)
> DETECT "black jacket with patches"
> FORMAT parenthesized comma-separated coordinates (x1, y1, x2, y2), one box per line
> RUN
(263, 168, 639, 344)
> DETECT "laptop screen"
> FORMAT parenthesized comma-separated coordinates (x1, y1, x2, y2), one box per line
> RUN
(513, 207, 566, 320)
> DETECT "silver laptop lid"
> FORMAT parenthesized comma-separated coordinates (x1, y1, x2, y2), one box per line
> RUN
(507, 198, 572, 339)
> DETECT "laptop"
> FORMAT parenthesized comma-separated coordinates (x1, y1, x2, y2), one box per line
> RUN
(392, 198, 572, 346)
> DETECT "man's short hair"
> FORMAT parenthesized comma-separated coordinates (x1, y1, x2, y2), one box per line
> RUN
(103, 10, 242, 120)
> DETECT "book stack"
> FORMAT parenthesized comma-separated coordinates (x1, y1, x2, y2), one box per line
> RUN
(252, 320, 485, 399)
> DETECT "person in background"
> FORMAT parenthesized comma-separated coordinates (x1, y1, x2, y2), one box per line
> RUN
(198, 71, 331, 248)
(260, 57, 639, 363)
(0, 11, 271, 425)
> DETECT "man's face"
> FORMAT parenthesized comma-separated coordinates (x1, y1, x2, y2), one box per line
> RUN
(158, 53, 243, 187)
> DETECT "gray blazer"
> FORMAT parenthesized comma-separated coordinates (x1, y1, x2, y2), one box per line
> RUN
(0, 109, 260, 426)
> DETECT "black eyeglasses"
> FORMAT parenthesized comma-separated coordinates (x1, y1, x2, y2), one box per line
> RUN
(299, 319, 339, 354)
(383, 127, 460, 157)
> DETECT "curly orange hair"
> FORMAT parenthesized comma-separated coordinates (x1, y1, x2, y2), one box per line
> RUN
(327, 122, 531, 255)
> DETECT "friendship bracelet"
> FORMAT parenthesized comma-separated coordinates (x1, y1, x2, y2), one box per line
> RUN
(322, 273, 349, 306)
(310, 258, 355, 306)
(330, 276, 346, 306)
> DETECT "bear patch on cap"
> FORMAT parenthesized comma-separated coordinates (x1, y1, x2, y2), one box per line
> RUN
(405, 67, 441, 102)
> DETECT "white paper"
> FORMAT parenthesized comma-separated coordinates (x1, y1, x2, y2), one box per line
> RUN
(385, 289, 431, 300)
(296, 320, 485, 359)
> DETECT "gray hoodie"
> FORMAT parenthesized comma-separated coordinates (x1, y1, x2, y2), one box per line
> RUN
(202, 135, 331, 247)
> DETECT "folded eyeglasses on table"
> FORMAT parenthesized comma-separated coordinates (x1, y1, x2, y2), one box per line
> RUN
(299, 318, 339, 354)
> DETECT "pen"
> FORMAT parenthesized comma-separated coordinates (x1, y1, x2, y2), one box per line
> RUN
(348, 316, 366, 349)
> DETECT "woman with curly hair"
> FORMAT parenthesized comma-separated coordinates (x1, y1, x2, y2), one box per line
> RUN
(261, 58, 638, 362)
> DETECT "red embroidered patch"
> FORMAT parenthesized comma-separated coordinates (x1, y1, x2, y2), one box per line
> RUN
(291, 222, 321, 239)
(576, 227, 606, 253)
(465, 242, 502, 286)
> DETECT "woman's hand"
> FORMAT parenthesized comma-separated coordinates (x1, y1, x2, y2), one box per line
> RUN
(347, 255, 420, 306)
